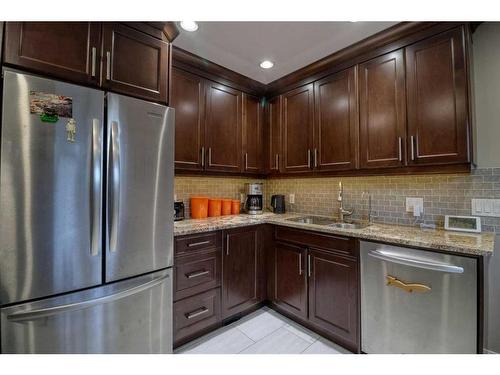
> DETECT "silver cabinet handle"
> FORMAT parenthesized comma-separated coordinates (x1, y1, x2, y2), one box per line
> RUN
(275, 154, 279, 170)
(7, 274, 169, 322)
(185, 307, 209, 320)
(314, 148, 318, 168)
(208, 147, 212, 166)
(109, 121, 120, 253)
(187, 240, 210, 247)
(201, 146, 205, 167)
(410, 135, 415, 161)
(245, 152, 248, 170)
(90, 119, 102, 256)
(226, 235, 229, 256)
(298, 253, 303, 275)
(91, 47, 97, 78)
(308, 253, 312, 277)
(186, 270, 209, 279)
(307, 149, 312, 169)
(368, 249, 464, 273)
(398, 137, 402, 162)
(106, 51, 111, 80)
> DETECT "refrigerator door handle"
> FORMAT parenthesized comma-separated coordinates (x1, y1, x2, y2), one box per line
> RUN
(6, 274, 170, 323)
(109, 121, 120, 253)
(90, 119, 102, 256)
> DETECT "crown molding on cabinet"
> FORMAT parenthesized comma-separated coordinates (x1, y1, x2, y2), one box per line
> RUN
(123, 22, 180, 42)
(172, 46, 267, 97)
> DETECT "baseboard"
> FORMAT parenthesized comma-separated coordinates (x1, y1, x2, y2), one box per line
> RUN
(483, 348, 499, 354)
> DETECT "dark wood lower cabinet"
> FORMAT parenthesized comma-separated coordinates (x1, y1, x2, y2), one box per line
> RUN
(308, 248, 359, 349)
(174, 226, 360, 352)
(273, 242, 308, 319)
(222, 226, 264, 318)
(173, 288, 222, 348)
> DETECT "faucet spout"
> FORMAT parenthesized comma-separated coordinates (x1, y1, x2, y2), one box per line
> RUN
(337, 181, 353, 222)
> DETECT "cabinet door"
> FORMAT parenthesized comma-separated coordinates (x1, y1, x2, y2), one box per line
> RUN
(314, 67, 358, 172)
(273, 242, 308, 320)
(359, 50, 406, 169)
(267, 96, 282, 172)
(282, 84, 314, 173)
(205, 82, 242, 173)
(171, 68, 205, 171)
(242, 94, 263, 173)
(222, 226, 262, 318)
(308, 248, 358, 349)
(406, 27, 470, 165)
(4, 22, 101, 85)
(101, 23, 168, 103)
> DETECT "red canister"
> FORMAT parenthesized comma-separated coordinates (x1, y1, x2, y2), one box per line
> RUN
(222, 199, 232, 215)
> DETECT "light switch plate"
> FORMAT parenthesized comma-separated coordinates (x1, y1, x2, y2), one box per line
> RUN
(472, 198, 500, 217)
(406, 197, 423, 216)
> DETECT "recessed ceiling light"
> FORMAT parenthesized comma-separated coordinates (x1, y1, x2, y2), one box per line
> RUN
(180, 21, 198, 32)
(260, 60, 274, 69)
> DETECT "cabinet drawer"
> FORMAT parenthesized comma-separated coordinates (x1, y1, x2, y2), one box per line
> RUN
(275, 226, 356, 257)
(174, 288, 221, 347)
(175, 231, 222, 255)
(174, 250, 221, 301)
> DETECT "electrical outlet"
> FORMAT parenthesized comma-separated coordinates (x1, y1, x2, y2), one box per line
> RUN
(240, 193, 245, 203)
(289, 193, 295, 204)
(406, 197, 423, 216)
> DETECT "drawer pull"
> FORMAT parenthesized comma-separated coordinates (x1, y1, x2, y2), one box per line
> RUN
(185, 307, 209, 319)
(186, 270, 209, 279)
(187, 240, 211, 247)
(386, 275, 431, 293)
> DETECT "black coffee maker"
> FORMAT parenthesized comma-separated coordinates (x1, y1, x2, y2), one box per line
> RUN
(270, 195, 286, 214)
(244, 183, 263, 215)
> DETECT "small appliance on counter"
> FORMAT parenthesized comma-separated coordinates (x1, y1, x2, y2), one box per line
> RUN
(270, 195, 286, 214)
(244, 183, 263, 215)
(174, 201, 185, 221)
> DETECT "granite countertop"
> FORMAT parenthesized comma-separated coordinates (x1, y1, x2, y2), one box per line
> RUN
(174, 212, 495, 256)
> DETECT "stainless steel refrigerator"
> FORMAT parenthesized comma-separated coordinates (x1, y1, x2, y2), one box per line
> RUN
(0, 69, 174, 353)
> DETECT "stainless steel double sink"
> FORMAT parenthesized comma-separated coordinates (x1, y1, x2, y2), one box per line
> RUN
(285, 215, 369, 229)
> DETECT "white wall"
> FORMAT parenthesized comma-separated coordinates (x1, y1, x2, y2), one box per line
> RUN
(473, 22, 500, 168)
(473, 22, 500, 353)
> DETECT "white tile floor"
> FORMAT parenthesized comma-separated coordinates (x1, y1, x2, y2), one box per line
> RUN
(176, 307, 352, 354)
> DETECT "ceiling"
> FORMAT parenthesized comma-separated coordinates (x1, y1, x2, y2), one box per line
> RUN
(173, 22, 398, 84)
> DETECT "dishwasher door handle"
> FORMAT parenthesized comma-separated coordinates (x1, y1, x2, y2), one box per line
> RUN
(368, 249, 464, 274)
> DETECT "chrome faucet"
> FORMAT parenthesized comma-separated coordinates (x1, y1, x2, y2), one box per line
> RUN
(337, 181, 353, 222)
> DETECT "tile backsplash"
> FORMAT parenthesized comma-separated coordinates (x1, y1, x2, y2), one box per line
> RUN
(175, 176, 265, 218)
(175, 168, 500, 232)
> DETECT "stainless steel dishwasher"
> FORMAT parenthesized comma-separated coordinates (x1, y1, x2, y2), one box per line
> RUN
(360, 241, 478, 353)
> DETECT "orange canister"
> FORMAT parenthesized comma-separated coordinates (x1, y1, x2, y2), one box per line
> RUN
(208, 199, 222, 217)
(221, 199, 232, 215)
(190, 197, 208, 219)
(231, 200, 240, 215)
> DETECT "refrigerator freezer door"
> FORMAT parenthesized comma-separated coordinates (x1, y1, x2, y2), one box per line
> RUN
(0, 69, 104, 305)
(106, 93, 174, 282)
(1, 268, 173, 353)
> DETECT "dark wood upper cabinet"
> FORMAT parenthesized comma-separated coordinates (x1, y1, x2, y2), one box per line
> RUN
(222, 226, 262, 318)
(273, 242, 308, 320)
(359, 50, 406, 169)
(242, 94, 263, 173)
(282, 84, 314, 173)
(205, 81, 242, 173)
(101, 23, 169, 103)
(267, 96, 283, 173)
(171, 68, 205, 171)
(313, 67, 358, 172)
(406, 27, 470, 165)
(308, 248, 358, 349)
(4, 22, 101, 85)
